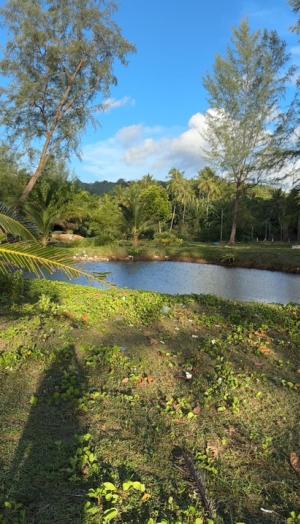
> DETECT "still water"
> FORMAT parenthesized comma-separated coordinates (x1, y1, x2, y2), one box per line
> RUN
(49, 261, 300, 305)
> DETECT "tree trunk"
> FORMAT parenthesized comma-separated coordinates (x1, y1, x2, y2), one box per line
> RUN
(132, 228, 139, 247)
(170, 206, 176, 231)
(182, 204, 186, 224)
(297, 215, 300, 243)
(229, 189, 240, 244)
(19, 59, 86, 204)
(19, 132, 52, 204)
(41, 235, 49, 247)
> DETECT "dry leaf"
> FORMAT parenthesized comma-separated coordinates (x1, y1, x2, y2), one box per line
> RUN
(290, 452, 300, 475)
(193, 405, 201, 416)
(260, 345, 273, 356)
(149, 338, 159, 346)
(206, 442, 221, 459)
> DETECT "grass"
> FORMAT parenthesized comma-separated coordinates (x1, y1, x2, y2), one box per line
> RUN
(67, 240, 300, 274)
(0, 277, 299, 523)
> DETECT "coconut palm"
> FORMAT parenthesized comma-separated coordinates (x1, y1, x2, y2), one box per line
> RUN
(0, 203, 92, 279)
(196, 167, 222, 218)
(119, 183, 154, 245)
(167, 169, 195, 229)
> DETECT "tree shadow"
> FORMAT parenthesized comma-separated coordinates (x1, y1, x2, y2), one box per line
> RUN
(6, 345, 89, 523)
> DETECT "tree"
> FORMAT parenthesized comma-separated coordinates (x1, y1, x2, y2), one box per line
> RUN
(0, 146, 28, 205)
(25, 174, 73, 245)
(139, 184, 171, 233)
(0, 0, 135, 203)
(196, 167, 222, 218)
(118, 182, 170, 245)
(203, 21, 291, 243)
(89, 194, 125, 242)
(167, 169, 195, 230)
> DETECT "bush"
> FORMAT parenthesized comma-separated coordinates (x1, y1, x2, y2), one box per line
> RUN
(0, 271, 25, 304)
(154, 232, 183, 246)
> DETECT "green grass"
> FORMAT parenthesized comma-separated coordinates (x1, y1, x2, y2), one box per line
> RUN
(67, 240, 300, 274)
(0, 279, 300, 523)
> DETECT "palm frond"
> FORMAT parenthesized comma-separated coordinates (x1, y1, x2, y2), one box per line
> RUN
(0, 241, 100, 280)
(0, 202, 37, 240)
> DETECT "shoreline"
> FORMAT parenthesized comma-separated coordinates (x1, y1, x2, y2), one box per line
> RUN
(73, 253, 300, 274)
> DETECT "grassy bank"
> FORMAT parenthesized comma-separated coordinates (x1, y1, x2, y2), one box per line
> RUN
(67, 240, 300, 274)
(0, 279, 300, 523)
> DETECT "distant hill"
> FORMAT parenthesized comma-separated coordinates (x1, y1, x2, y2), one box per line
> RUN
(77, 178, 129, 195)
(77, 178, 167, 196)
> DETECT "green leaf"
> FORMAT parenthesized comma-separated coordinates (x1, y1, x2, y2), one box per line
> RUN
(103, 507, 119, 522)
(102, 482, 117, 491)
(0, 202, 37, 240)
(0, 241, 98, 280)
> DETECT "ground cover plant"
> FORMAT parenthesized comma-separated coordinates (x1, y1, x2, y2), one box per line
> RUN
(0, 276, 299, 523)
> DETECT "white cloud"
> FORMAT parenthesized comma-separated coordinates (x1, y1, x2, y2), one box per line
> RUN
(102, 96, 135, 113)
(291, 46, 300, 56)
(78, 113, 209, 181)
(116, 124, 144, 146)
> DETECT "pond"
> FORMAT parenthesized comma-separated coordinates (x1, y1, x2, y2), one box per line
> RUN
(49, 260, 300, 305)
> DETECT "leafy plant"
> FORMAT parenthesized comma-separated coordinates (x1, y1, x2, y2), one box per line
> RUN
(84, 479, 149, 522)
(287, 512, 300, 524)
(0, 202, 95, 280)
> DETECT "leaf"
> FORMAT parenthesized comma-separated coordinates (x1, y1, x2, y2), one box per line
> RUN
(30, 395, 39, 406)
(141, 493, 151, 502)
(290, 452, 300, 475)
(0, 202, 37, 240)
(122, 480, 145, 492)
(0, 241, 99, 280)
(102, 482, 117, 491)
(103, 507, 119, 522)
(132, 481, 145, 492)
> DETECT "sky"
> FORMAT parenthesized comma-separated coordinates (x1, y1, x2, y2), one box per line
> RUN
(1, 0, 299, 182)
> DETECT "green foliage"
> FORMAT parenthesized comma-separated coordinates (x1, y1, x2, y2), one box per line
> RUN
(25, 166, 74, 245)
(0, 282, 299, 522)
(0, 202, 36, 241)
(204, 20, 292, 242)
(0, 271, 25, 304)
(154, 232, 183, 246)
(118, 181, 171, 244)
(0, 202, 98, 280)
(84, 479, 148, 522)
(287, 512, 300, 524)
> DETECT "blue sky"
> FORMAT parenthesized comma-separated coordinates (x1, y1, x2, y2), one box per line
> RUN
(0, 0, 299, 181)
(73, 0, 299, 182)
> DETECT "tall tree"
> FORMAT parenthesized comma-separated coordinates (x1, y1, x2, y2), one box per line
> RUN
(0, 0, 135, 203)
(196, 167, 222, 218)
(203, 21, 291, 243)
(167, 168, 194, 229)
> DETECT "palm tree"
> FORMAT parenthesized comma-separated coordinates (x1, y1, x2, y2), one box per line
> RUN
(119, 184, 154, 245)
(0, 203, 91, 279)
(25, 176, 72, 245)
(196, 167, 222, 218)
(167, 169, 195, 229)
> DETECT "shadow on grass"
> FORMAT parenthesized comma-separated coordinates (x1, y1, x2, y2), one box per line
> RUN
(6, 345, 89, 523)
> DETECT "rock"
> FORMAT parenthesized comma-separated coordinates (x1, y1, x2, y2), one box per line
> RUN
(51, 232, 85, 243)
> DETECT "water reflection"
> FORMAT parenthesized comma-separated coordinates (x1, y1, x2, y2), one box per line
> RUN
(48, 261, 300, 305)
